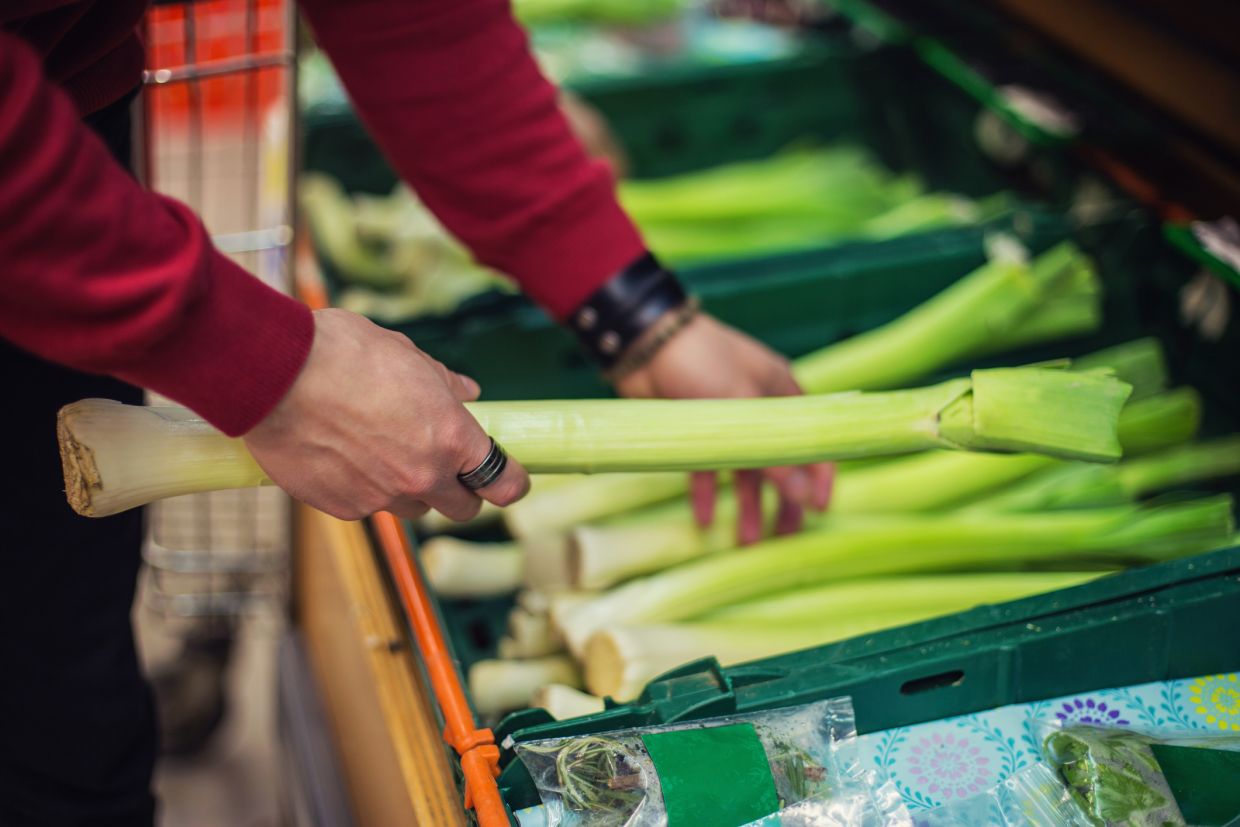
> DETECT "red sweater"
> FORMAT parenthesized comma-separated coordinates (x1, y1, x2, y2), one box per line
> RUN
(0, 0, 645, 435)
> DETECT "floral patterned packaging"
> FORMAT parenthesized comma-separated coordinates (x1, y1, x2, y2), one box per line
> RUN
(912, 764, 1090, 827)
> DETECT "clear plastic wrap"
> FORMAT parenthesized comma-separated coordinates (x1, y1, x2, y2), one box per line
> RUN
(913, 763, 1090, 827)
(1038, 723, 1240, 826)
(515, 697, 858, 827)
(741, 773, 913, 827)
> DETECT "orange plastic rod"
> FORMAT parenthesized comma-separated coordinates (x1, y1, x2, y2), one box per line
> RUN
(371, 512, 508, 825)
(371, 512, 492, 754)
(302, 266, 505, 823)
(462, 745, 509, 826)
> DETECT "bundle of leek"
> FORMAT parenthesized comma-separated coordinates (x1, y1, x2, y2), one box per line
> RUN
(619, 147, 996, 265)
(553, 496, 1235, 661)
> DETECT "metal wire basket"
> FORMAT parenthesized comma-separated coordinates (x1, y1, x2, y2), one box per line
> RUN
(139, 0, 298, 628)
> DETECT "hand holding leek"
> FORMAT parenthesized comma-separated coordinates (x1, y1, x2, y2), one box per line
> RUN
(219, 309, 533, 522)
(614, 313, 834, 544)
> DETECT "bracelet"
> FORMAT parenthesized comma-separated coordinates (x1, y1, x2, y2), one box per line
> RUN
(569, 252, 688, 370)
(603, 297, 701, 382)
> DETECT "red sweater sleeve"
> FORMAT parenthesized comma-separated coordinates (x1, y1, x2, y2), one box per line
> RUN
(298, 0, 647, 320)
(0, 33, 313, 436)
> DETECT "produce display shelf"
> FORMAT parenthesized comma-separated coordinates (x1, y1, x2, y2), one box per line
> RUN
(356, 206, 1240, 824)
(292, 9, 1240, 825)
(302, 21, 1094, 344)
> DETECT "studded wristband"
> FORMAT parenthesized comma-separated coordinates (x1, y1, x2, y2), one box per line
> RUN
(569, 253, 690, 371)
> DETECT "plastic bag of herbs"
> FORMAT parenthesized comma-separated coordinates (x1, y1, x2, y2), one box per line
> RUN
(514, 696, 861, 827)
(1040, 722, 1240, 826)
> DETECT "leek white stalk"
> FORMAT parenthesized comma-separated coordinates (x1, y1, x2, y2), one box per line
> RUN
(554, 497, 1234, 655)
(530, 684, 606, 721)
(1115, 434, 1240, 496)
(420, 537, 522, 598)
(522, 533, 575, 590)
(584, 620, 930, 701)
(498, 606, 561, 659)
(580, 573, 1092, 699)
(58, 400, 269, 518)
(59, 367, 1132, 516)
(467, 656, 580, 716)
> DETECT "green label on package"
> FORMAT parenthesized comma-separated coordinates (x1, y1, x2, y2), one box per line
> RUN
(642, 723, 780, 827)
(1151, 744, 1240, 826)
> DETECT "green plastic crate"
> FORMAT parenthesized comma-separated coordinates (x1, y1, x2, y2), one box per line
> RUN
(300, 38, 869, 191)
(492, 546, 1240, 811)
(301, 31, 1093, 333)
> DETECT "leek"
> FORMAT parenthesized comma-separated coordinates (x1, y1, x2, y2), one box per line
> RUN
(700, 572, 1103, 626)
(499, 607, 561, 659)
(513, 0, 683, 26)
(503, 336, 1165, 547)
(1073, 337, 1168, 402)
(420, 537, 522, 598)
(966, 435, 1240, 514)
(792, 240, 1099, 393)
(531, 684, 606, 721)
(569, 452, 1054, 590)
(58, 366, 1132, 517)
(1116, 388, 1202, 454)
(468, 656, 580, 716)
(469, 367, 1131, 472)
(569, 381, 1185, 590)
(554, 497, 1234, 655)
(620, 147, 982, 265)
(503, 472, 686, 540)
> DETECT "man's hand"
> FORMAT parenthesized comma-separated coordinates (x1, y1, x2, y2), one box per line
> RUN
(244, 309, 530, 521)
(615, 313, 834, 544)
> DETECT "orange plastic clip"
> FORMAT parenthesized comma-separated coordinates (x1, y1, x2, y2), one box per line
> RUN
(371, 511, 509, 827)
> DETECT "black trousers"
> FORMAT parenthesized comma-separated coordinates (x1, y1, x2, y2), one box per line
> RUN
(0, 91, 157, 826)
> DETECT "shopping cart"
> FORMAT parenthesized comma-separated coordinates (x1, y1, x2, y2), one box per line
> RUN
(137, 0, 299, 754)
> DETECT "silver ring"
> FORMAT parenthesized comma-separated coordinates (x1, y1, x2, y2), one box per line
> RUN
(458, 438, 508, 491)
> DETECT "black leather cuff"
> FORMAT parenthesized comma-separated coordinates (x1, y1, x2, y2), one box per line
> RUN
(569, 253, 689, 370)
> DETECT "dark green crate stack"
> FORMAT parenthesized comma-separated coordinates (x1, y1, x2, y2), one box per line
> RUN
(301, 30, 1101, 401)
(492, 548, 1240, 813)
